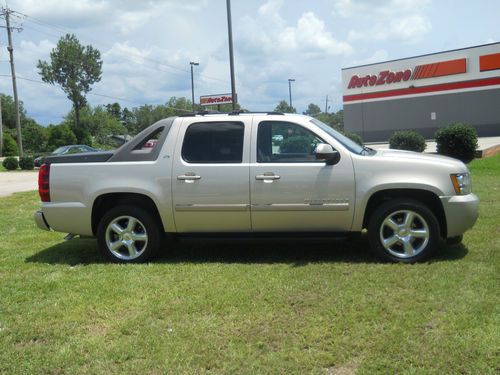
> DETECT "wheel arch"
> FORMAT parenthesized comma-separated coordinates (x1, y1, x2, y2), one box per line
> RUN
(362, 188, 447, 238)
(91, 192, 164, 236)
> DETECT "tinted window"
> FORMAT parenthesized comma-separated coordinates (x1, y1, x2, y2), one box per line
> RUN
(182, 122, 244, 163)
(257, 121, 324, 163)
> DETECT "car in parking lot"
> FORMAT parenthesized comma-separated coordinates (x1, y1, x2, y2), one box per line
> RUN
(34, 145, 100, 167)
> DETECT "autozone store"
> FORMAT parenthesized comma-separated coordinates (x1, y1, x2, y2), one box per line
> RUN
(342, 43, 500, 142)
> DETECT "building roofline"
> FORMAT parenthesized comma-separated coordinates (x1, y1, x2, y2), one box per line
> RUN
(342, 42, 500, 71)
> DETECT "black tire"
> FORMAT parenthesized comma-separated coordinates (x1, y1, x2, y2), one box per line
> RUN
(446, 235, 463, 245)
(368, 198, 440, 263)
(97, 205, 162, 263)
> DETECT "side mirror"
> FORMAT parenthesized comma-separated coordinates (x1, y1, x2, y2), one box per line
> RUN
(315, 143, 341, 165)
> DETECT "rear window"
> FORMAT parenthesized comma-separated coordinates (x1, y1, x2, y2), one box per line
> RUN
(182, 122, 244, 163)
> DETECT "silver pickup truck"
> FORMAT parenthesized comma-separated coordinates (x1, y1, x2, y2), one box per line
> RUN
(34, 112, 479, 263)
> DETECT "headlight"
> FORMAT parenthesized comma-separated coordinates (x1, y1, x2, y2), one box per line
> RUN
(450, 173, 471, 195)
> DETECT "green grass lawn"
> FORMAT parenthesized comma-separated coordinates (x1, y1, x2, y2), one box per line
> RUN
(0, 156, 498, 374)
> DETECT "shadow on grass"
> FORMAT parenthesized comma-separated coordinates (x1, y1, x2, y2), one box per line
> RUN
(25, 235, 468, 266)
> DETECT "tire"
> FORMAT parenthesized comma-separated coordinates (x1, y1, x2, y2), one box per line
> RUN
(446, 235, 463, 245)
(97, 205, 162, 263)
(368, 198, 440, 263)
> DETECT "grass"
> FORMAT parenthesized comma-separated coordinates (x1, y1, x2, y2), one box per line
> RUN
(0, 156, 499, 374)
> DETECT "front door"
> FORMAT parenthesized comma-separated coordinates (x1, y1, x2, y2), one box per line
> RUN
(250, 120, 355, 232)
(172, 119, 251, 232)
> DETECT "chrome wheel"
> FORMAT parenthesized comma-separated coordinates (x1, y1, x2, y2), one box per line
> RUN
(105, 216, 148, 260)
(379, 210, 430, 259)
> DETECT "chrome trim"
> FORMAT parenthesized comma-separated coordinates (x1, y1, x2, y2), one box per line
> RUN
(177, 174, 201, 180)
(175, 204, 250, 212)
(256, 174, 280, 180)
(251, 203, 349, 211)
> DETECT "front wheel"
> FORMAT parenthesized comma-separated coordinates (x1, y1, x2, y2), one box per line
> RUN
(368, 199, 440, 263)
(97, 205, 162, 263)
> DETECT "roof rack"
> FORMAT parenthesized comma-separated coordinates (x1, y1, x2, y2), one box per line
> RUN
(178, 110, 222, 117)
(228, 111, 284, 116)
(178, 110, 285, 117)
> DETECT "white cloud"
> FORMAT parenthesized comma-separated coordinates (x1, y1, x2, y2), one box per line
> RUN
(350, 49, 389, 66)
(279, 12, 353, 56)
(348, 15, 431, 42)
(334, 0, 430, 18)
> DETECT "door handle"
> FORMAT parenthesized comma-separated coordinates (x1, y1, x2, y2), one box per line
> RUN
(177, 173, 201, 181)
(256, 173, 280, 181)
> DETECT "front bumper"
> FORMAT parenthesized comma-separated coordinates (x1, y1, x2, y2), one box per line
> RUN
(34, 211, 50, 231)
(439, 193, 479, 238)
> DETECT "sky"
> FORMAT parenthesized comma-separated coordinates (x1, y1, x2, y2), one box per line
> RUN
(0, 0, 498, 125)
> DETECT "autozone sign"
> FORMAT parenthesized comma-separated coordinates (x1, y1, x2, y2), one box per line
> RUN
(200, 93, 234, 106)
(348, 69, 412, 89)
(347, 58, 467, 90)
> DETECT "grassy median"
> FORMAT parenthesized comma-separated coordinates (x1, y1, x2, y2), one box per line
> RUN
(0, 155, 498, 374)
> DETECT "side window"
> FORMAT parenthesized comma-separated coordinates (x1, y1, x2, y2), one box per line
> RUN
(182, 122, 244, 163)
(257, 121, 325, 163)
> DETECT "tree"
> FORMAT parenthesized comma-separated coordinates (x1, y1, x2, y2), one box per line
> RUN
(1, 94, 27, 129)
(47, 124, 77, 150)
(22, 119, 48, 154)
(303, 103, 321, 117)
(106, 102, 122, 121)
(37, 34, 102, 131)
(274, 100, 296, 114)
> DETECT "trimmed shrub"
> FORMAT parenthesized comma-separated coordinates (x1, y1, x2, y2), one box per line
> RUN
(19, 155, 34, 170)
(389, 130, 426, 152)
(435, 123, 478, 163)
(2, 157, 19, 170)
(2, 132, 18, 156)
(343, 131, 364, 146)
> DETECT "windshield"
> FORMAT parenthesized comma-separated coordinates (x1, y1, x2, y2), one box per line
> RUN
(310, 118, 364, 154)
(52, 147, 68, 154)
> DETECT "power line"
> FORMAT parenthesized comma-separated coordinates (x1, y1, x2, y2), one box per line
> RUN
(17, 11, 231, 86)
(0, 73, 194, 113)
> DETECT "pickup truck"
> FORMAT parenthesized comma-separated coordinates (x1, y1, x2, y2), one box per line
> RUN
(34, 112, 479, 263)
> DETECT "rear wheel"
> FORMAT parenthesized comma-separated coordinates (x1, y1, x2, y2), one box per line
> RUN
(368, 199, 440, 263)
(97, 205, 162, 263)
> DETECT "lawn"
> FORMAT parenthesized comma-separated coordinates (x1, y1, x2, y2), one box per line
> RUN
(0, 156, 498, 374)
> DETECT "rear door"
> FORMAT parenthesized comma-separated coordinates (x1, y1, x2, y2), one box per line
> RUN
(172, 118, 252, 232)
(250, 119, 355, 232)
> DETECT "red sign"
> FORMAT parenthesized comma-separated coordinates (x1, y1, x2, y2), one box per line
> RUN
(200, 94, 234, 106)
(347, 58, 467, 90)
(348, 69, 412, 89)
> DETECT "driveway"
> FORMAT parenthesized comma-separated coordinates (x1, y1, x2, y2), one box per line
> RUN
(0, 171, 38, 197)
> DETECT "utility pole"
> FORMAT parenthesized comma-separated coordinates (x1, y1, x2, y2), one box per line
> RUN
(288, 78, 295, 108)
(325, 94, 329, 114)
(189, 61, 199, 111)
(226, 0, 237, 111)
(2, 7, 23, 156)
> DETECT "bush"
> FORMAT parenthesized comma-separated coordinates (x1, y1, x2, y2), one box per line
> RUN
(2, 157, 19, 170)
(19, 155, 34, 170)
(389, 130, 426, 152)
(2, 132, 18, 156)
(343, 131, 364, 146)
(435, 123, 478, 163)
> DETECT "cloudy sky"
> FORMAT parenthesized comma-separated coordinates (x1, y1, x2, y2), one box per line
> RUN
(0, 0, 498, 125)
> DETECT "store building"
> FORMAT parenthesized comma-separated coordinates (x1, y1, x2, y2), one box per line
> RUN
(342, 43, 500, 142)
